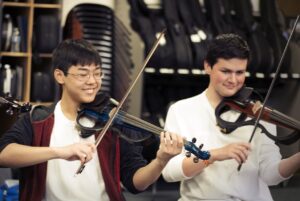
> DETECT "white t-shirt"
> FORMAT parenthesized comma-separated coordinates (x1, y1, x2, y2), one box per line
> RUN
(43, 102, 109, 201)
(162, 90, 287, 201)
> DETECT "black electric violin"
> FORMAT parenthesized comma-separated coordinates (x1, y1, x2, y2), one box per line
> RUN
(76, 93, 210, 162)
(0, 95, 32, 115)
(215, 86, 300, 145)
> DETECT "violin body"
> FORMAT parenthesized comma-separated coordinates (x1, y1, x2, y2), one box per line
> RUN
(215, 87, 300, 145)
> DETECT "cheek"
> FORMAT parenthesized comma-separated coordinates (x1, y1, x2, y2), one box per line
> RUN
(215, 73, 227, 83)
(237, 76, 246, 83)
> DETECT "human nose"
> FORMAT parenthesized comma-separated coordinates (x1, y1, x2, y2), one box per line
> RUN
(228, 73, 237, 83)
(86, 73, 98, 83)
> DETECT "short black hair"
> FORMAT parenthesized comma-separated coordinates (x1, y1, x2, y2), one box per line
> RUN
(52, 39, 102, 72)
(205, 33, 250, 67)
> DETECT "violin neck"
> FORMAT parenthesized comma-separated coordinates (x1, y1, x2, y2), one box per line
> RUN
(120, 111, 164, 136)
(119, 111, 190, 146)
(269, 109, 300, 131)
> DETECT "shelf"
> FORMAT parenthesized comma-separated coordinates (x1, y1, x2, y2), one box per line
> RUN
(2, 2, 31, 7)
(34, 3, 61, 9)
(1, 0, 62, 103)
(144, 67, 300, 79)
(37, 53, 53, 58)
(1, 52, 31, 57)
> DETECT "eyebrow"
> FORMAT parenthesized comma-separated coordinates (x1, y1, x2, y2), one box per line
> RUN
(220, 67, 246, 72)
(77, 66, 101, 71)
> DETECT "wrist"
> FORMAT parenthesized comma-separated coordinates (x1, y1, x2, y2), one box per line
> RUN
(208, 149, 218, 164)
(154, 157, 168, 169)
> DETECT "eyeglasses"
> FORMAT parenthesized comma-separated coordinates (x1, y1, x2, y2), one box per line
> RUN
(64, 71, 105, 82)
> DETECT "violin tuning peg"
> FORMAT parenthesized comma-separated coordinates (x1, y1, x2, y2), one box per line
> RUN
(192, 137, 197, 143)
(193, 157, 199, 163)
(185, 152, 191, 158)
(199, 144, 203, 150)
(6, 108, 13, 116)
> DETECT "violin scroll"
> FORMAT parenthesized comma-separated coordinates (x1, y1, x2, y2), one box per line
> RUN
(0, 94, 32, 115)
(184, 139, 210, 161)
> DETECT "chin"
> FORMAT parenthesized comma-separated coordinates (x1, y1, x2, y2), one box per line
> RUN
(81, 96, 96, 103)
(221, 89, 239, 97)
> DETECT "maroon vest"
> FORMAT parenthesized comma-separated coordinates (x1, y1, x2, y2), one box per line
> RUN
(19, 113, 125, 201)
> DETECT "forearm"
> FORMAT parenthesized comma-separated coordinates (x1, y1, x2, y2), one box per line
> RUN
(133, 158, 166, 191)
(182, 149, 218, 177)
(279, 152, 300, 178)
(0, 143, 58, 168)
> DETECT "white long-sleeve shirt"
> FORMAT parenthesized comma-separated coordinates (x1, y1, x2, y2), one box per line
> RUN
(162, 90, 287, 201)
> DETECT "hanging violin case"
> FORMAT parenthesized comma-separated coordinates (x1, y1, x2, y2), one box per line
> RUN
(204, 0, 239, 35)
(231, 0, 274, 74)
(260, 0, 291, 74)
(127, 0, 175, 68)
(162, 0, 193, 68)
(175, 0, 209, 69)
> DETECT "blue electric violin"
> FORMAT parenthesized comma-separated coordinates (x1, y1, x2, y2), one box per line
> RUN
(76, 93, 210, 162)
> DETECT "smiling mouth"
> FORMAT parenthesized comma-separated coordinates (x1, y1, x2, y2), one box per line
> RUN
(84, 89, 96, 94)
(224, 85, 236, 90)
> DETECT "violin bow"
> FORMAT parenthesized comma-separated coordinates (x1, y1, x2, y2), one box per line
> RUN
(238, 15, 300, 171)
(75, 29, 167, 174)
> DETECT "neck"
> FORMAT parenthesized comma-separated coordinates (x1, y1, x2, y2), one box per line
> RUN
(205, 85, 222, 109)
(60, 94, 80, 121)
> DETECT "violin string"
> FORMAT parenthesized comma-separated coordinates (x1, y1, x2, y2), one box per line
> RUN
(117, 111, 191, 146)
(269, 110, 300, 130)
(117, 111, 163, 135)
(120, 115, 163, 134)
(117, 111, 189, 145)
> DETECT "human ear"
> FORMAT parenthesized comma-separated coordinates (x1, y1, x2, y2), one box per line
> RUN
(204, 61, 212, 74)
(54, 69, 65, 84)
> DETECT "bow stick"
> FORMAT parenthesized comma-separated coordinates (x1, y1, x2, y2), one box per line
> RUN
(76, 29, 167, 174)
(238, 15, 299, 171)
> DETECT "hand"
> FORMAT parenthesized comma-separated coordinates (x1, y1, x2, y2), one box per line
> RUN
(54, 142, 96, 164)
(210, 142, 251, 164)
(156, 131, 184, 166)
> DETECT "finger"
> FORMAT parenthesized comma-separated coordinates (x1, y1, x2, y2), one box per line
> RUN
(235, 148, 248, 163)
(232, 153, 242, 164)
(237, 145, 250, 161)
(240, 143, 251, 151)
(160, 132, 167, 144)
(170, 132, 178, 146)
(164, 132, 173, 146)
(177, 136, 184, 149)
(80, 153, 87, 164)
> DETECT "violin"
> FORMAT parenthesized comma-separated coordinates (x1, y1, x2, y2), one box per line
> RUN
(76, 94, 210, 161)
(215, 87, 300, 145)
(0, 95, 32, 115)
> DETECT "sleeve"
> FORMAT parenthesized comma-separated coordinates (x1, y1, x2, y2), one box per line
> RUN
(258, 121, 289, 185)
(119, 138, 148, 194)
(0, 113, 33, 152)
(162, 104, 192, 182)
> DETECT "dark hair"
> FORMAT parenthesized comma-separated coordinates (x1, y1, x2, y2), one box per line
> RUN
(52, 39, 102, 72)
(205, 33, 250, 67)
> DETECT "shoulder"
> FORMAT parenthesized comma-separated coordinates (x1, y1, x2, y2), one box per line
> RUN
(169, 93, 204, 111)
(30, 103, 56, 122)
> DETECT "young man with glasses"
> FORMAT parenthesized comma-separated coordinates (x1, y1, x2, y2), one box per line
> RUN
(0, 39, 184, 201)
